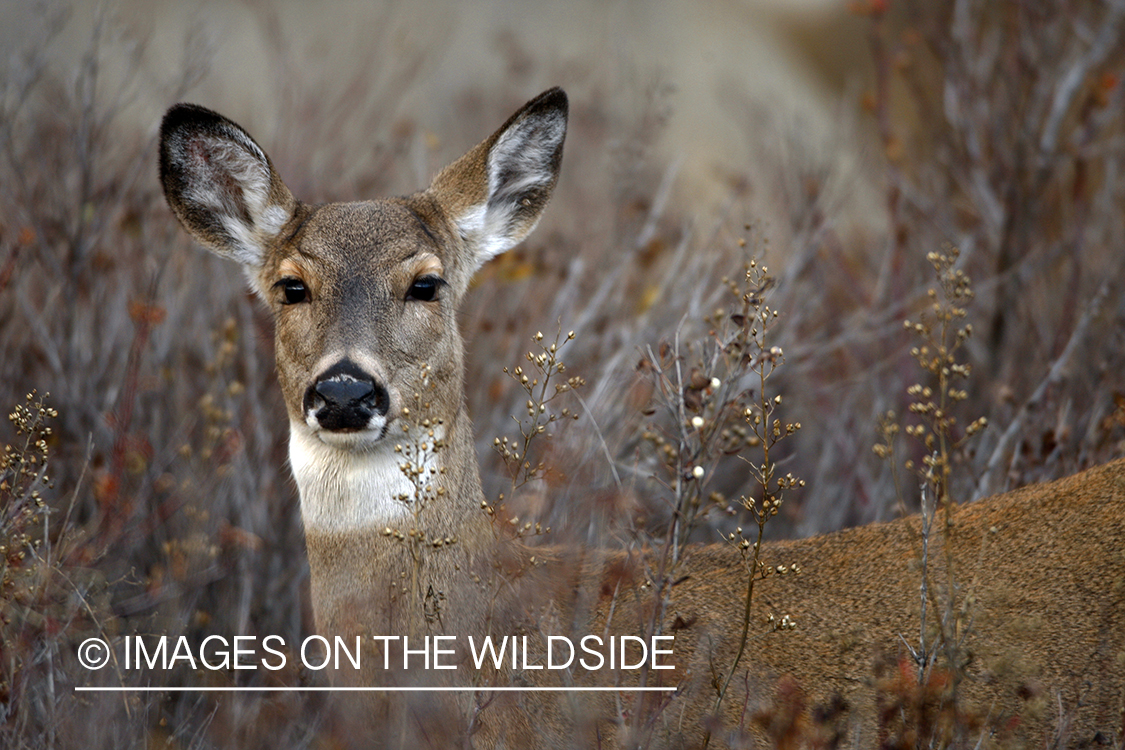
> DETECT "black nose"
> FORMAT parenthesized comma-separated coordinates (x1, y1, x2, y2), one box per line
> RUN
(316, 378, 375, 408)
(305, 367, 389, 432)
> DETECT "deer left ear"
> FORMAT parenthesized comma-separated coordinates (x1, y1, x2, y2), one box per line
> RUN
(427, 88, 568, 271)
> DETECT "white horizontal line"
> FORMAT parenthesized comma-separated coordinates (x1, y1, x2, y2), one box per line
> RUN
(75, 686, 676, 693)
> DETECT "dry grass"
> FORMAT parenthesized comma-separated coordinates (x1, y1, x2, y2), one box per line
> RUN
(1, 1, 1123, 748)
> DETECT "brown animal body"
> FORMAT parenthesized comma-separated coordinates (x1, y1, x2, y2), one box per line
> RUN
(616, 459, 1125, 748)
(159, 89, 1125, 748)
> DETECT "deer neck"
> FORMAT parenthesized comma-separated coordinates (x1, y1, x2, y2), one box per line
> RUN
(289, 399, 494, 634)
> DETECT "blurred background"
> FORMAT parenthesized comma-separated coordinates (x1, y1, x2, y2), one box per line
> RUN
(2, 0, 1123, 747)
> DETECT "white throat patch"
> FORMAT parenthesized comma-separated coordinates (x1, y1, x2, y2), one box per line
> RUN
(289, 424, 435, 533)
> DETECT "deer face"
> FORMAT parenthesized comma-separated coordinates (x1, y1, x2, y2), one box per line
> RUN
(159, 91, 567, 466)
(255, 199, 463, 454)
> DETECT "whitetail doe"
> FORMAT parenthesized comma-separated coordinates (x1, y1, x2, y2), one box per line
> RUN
(160, 89, 1125, 749)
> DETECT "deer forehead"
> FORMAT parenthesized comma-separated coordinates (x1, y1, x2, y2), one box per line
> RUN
(273, 200, 447, 284)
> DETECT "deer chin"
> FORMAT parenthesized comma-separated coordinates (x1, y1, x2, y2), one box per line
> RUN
(303, 412, 391, 450)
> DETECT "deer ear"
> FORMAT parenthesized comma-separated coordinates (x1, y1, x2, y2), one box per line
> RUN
(428, 88, 567, 271)
(159, 104, 298, 268)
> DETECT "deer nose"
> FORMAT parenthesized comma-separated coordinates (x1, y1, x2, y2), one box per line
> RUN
(306, 371, 389, 432)
(316, 378, 375, 407)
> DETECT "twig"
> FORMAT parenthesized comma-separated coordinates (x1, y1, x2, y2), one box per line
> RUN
(571, 389, 622, 491)
(974, 276, 1113, 499)
(1038, 0, 1125, 164)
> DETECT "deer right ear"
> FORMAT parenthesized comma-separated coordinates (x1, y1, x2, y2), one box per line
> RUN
(428, 88, 567, 274)
(159, 104, 298, 269)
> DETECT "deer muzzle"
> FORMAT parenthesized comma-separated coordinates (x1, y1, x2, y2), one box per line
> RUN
(303, 360, 390, 434)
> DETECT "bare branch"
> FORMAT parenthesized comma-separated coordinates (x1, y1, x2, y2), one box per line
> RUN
(1038, 0, 1125, 162)
(975, 276, 1114, 499)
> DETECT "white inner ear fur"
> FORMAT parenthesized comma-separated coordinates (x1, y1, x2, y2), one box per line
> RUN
(455, 113, 565, 268)
(182, 128, 290, 268)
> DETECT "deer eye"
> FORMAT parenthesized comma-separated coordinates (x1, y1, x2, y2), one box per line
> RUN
(276, 278, 309, 305)
(407, 275, 445, 302)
